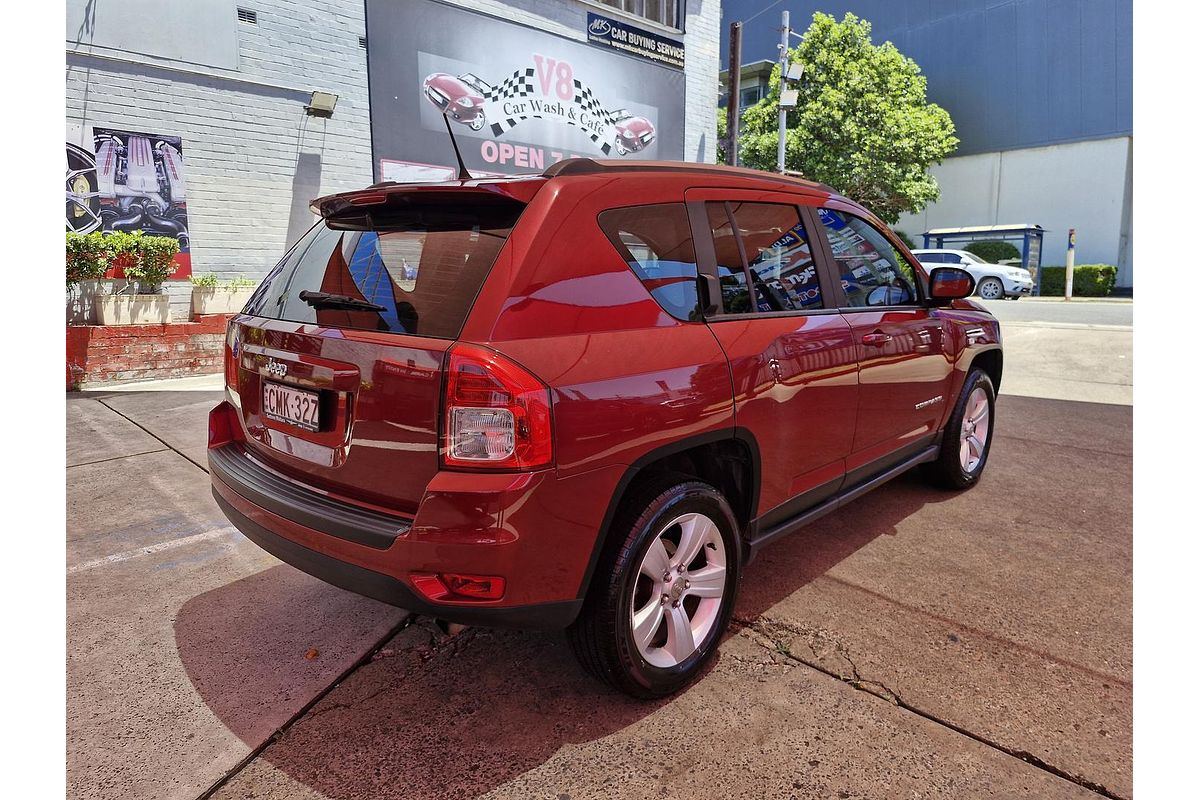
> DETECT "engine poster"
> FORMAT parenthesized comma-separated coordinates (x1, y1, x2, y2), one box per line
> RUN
(366, 0, 685, 183)
(66, 127, 192, 278)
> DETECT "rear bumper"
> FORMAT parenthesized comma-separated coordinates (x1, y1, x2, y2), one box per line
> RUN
(213, 487, 580, 628)
(208, 442, 617, 629)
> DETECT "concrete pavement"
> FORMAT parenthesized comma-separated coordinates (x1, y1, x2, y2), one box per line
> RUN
(67, 305, 1132, 800)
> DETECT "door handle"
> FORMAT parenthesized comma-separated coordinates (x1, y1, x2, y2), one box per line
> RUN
(862, 332, 892, 347)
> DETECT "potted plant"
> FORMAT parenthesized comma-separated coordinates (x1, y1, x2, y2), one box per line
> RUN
(66, 232, 114, 324)
(190, 273, 257, 316)
(96, 232, 180, 325)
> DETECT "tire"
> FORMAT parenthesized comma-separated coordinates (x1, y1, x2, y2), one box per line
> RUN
(468, 113, 486, 132)
(922, 369, 996, 490)
(567, 477, 740, 699)
(977, 277, 1004, 300)
(614, 138, 628, 157)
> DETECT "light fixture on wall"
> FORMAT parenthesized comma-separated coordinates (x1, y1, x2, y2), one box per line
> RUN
(305, 91, 338, 118)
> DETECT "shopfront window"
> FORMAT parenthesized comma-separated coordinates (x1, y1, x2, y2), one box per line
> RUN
(597, 0, 680, 29)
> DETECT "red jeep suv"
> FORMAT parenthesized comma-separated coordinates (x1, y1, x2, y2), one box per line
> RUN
(209, 159, 1000, 698)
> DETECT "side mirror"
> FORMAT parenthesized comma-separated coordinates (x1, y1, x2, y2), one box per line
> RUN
(927, 267, 976, 305)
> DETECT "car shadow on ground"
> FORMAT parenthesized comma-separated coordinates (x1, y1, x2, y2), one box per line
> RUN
(174, 470, 956, 799)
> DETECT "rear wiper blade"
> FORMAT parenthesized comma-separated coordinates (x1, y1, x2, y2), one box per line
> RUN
(298, 290, 386, 312)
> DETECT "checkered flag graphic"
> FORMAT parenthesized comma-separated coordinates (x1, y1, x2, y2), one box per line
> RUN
(483, 72, 617, 155)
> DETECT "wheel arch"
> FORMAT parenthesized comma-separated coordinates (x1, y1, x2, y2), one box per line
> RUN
(969, 346, 1003, 394)
(574, 428, 761, 600)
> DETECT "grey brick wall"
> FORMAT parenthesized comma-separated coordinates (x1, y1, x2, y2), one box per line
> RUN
(65, 0, 719, 320)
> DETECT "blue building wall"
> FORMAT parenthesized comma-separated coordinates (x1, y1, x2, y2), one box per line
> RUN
(721, 0, 1132, 156)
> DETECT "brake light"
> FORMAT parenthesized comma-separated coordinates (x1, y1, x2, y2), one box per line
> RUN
(441, 343, 553, 470)
(224, 323, 240, 392)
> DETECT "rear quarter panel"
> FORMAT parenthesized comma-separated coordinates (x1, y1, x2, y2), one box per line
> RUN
(464, 174, 737, 479)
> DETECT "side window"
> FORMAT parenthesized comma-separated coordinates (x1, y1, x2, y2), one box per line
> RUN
(598, 203, 701, 322)
(816, 209, 919, 307)
(705, 201, 824, 315)
(816, 208, 916, 309)
(706, 202, 754, 314)
(727, 201, 823, 312)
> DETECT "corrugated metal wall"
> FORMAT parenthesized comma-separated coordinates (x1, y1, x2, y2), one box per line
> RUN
(722, 0, 1132, 156)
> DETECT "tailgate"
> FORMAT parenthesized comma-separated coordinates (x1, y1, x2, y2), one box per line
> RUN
(231, 317, 445, 512)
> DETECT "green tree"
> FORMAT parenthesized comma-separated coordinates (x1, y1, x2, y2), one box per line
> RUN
(738, 12, 958, 224)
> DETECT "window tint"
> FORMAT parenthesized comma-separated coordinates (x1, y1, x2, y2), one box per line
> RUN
(816, 208, 919, 307)
(243, 196, 524, 339)
(727, 202, 822, 311)
(598, 203, 701, 322)
(706, 203, 754, 314)
(705, 201, 824, 315)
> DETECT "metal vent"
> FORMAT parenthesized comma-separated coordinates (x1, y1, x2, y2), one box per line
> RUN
(237, 7, 257, 24)
(358, 35, 367, 49)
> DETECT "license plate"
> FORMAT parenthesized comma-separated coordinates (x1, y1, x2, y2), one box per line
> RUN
(262, 382, 321, 432)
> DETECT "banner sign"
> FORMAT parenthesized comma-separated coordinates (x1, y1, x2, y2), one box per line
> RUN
(65, 127, 191, 277)
(586, 12, 685, 70)
(366, 0, 685, 183)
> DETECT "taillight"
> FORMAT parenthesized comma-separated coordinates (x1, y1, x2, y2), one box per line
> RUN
(224, 323, 240, 392)
(441, 343, 553, 471)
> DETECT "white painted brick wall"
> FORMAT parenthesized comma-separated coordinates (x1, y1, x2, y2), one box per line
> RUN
(65, 0, 719, 320)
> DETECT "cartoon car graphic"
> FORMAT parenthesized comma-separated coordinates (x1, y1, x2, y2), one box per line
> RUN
(611, 109, 656, 156)
(422, 72, 492, 131)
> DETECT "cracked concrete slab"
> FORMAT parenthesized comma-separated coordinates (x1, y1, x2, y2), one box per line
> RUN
(733, 399, 1131, 798)
(66, 413, 407, 800)
(68, 536, 405, 800)
(67, 396, 164, 467)
(94, 389, 224, 468)
(212, 621, 1100, 800)
(67, 449, 228, 566)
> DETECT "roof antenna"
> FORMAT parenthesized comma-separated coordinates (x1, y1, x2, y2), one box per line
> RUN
(441, 113, 474, 182)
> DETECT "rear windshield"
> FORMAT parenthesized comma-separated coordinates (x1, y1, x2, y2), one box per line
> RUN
(244, 195, 524, 339)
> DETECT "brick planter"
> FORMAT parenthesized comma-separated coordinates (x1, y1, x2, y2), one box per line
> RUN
(66, 314, 232, 390)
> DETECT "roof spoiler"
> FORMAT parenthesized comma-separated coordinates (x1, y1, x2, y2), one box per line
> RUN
(542, 158, 834, 193)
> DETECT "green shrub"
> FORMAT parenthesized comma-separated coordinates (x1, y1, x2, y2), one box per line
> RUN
(964, 240, 1021, 264)
(65, 232, 113, 288)
(1036, 265, 1117, 297)
(190, 274, 256, 290)
(112, 231, 180, 292)
(892, 229, 915, 249)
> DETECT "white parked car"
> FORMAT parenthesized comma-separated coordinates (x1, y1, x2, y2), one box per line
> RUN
(911, 249, 1034, 300)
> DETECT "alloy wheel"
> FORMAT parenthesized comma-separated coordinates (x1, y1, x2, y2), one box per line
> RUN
(630, 512, 726, 669)
(959, 386, 991, 473)
(978, 278, 1003, 300)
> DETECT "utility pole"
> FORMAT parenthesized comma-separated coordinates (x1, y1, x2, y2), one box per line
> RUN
(776, 10, 790, 173)
(1064, 228, 1077, 300)
(725, 21, 742, 167)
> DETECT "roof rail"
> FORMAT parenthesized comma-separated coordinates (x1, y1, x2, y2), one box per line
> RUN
(542, 158, 834, 193)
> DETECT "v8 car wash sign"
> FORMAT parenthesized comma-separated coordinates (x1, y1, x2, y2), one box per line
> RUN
(365, 0, 685, 183)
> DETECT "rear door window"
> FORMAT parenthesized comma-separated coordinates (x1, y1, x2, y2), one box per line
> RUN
(705, 201, 824, 314)
(597, 203, 701, 321)
(243, 195, 524, 339)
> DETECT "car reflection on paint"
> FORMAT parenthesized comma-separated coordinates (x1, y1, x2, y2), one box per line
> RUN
(611, 109, 656, 155)
(422, 72, 492, 131)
